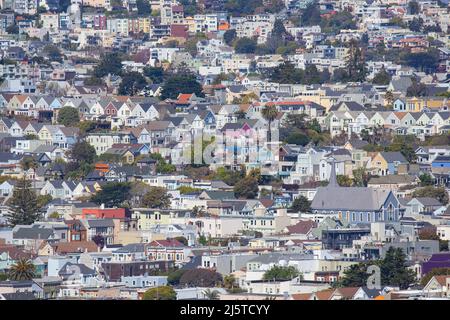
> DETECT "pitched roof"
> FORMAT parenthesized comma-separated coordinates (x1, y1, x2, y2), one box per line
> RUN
(286, 220, 317, 235)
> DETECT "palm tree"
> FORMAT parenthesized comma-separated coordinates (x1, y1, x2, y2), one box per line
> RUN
(261, 105, 278, 143)
(223, 274, 236, 290)
(203, 288, 220, 300)
(8, 258, 36, 281)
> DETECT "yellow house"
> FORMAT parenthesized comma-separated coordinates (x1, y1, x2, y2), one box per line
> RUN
(370, 152, 389, 176)
(133, 208, 172, 230)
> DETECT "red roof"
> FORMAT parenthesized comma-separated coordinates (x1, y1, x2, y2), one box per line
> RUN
(177, 93, 193, 103)
(286, 220, 317, 235)
(149, 239, 185, 247)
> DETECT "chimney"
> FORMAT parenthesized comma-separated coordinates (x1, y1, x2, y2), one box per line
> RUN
(100, 203, 105, 209)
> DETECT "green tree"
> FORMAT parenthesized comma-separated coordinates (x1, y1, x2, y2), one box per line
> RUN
(261, 104, 278, 143)
(291, 196, 311, 212)
(136, 0, 151, 15)
(6, 178, 40, 227)
(380, 247, 416, 290)
(43, 45, 63, 63)
(161, 73, 204, 100)
(167, 269, 187, 285)
(301, 3, 321, 26)
(141, 187, 171, 208)
(408, 1, 419, 14)
(234, 37, 257, 54)
(8, 259, 36, 281)
(57, 106, 80, 126)
(142, 286, 177, 300)
(419, 173, 434, 186)
(118, 72, 148, 96)
(91, 182, 132, 207)
(223, 29, 237, 46)
(94, 52, 123, 78)
(179, 268, 222, 287)
(286, 132, 310, 146)
(412, 186, 449, 205)
(337, 175, 354, 187)
(70, 141, 96, 164)
(234, 174, 259, 199)
(203, 288, 220, 300)
(337, 263, 370, 287)
(408, 17, 423, 32)
(223, 274, 237, 290)
(263, 266, 299, 281)
(372, 67, 391, 85)
(346, 39, 367, 82)
(143, 66, 165, 83)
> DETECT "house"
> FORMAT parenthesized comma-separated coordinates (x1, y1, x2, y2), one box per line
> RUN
(310, 162, 402, 224)
(147, 239, 187, 265)
(422, 275, 450, 298)
(406, 197, 445, 215)
(371, 152, 409, 176)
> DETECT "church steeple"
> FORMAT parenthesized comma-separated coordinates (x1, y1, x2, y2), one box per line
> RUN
(328, 157, 339, 188)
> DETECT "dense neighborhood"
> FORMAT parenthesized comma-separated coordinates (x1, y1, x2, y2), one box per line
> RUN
(0, 0, 450, 301)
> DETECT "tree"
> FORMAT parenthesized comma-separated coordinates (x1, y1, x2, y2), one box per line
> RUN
(412, 186, 449, 205)
(372, 67, 391, 85)
(263, 266, 299, 281)
(57, 106, 80, 126)
(403, 50, 440, 74)
(261, 105, 278, 143)
(70, 141, 96, 164)
(179, 268, 223, 287)
(234, 175, 259, 199)
(43, 45, 63, 63)
(286, 132, 310, 146)
(143, 286, 177, 300)
(223, 29, 237, 46)
(143, 66, 165, 83)
(234, 37, 257, 54)
(8, 259, 36, 281)
(337, 175, 354, 187)
(223, 274, 237, 290)
(6, 178, 40, 227)
(91, 182, 132, 207)
(408, 1, 420, 14)
(346, 39, 367, 82)
(161, 73, 204, 100)
(291, 196, 311, 213)
(337, 263, 370, 287)
(167, 269, 186, 285)
(93, 52, 123, 78)
(141, 187, 171, 208)
(419, 173, 434, 186)
(380, 247, 416, 289)
(272, 19, 287, 37)
(406, 78, 428, 97)
(339, 248, 415, 289)
(118, 72, 148, 96)
(203, 288, 220, 300)
(136, 0, 151, 15)
(408, 17, 423, 32)
(353, 168, 370, 187)
(420, 268, 450, 286)
(301, 3, 321, 26)
(385, 90, 395, 108)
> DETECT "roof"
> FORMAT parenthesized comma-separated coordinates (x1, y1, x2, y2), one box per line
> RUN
(311, 186, 393, 212)
(286, 220, 317, 235)
(380, 152, 408, 163)
(52, 241, 98, 254)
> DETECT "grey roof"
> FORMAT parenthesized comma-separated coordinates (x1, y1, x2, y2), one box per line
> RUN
(411, 197, 443, 207)
(86, 219, 115, 228)
(0, 292, 36, 300)
(13, 225, 55, 240)
(248, 253, 314, 264)
(311, 185, 392, 211)
(114, 243, 146, 253)
(380, 152, 408, 163)
(59, 262, 95, 276)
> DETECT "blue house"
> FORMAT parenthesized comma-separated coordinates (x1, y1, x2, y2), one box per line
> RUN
(432, 156, 450, 170)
